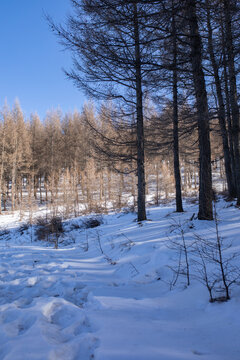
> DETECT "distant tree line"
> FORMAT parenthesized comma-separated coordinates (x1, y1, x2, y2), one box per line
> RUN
(0, 99, 225, 218)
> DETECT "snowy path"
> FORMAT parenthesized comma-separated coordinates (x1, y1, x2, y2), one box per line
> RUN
(0, 201, 240, 359)
(0, 247, 100, 360)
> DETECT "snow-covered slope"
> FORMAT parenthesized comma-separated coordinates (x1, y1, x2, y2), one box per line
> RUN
(0, 199, 239, 360)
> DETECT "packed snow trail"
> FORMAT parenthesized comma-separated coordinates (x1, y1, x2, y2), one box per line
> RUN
(0, 246, 100, 360)
(0, 200, 240, 359)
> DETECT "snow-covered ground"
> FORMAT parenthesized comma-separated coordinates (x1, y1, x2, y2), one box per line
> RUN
(0, 199, 240, 360)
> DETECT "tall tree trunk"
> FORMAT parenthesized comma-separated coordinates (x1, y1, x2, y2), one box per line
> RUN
(187, 0, 213, 220)
(223, 46, 236, 185)
(223, 0, 240, 205)
(206, 0, 235, 197)
(172, 5, 184, 212)
(134, 3, 146, 221)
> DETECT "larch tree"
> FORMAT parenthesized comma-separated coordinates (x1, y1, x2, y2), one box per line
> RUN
(205, 0, 235, 198)
(48, 0, 163, 221)
(185, 0, 213, 220)
(222, 0, 240, 204)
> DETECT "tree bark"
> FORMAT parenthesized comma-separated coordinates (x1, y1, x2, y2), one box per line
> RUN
(223, 0, 240, 205)
(172, 5, 184, 212)
(134, 3, 146, 221)
(223, 45, 236, 186)
(206, 0, 235, 198)
(187, 0, 213, 220)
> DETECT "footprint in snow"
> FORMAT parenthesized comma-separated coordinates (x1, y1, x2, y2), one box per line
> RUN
(2, 313, 36, 337)
(48, 334, 99, 360)
(15, 296, 33, 309)
(42, 301, 88, 330)
(192, 349, 209, 356)
(41, 299, 99, 359)
(0, 309, 17, 324)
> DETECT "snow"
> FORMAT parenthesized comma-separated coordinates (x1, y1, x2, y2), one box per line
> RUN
(0, 199, 240, 359)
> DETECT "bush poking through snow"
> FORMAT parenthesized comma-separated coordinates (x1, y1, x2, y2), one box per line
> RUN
(18, 222, 31, 235)
(82, 216, 103, 229)
(70, 216, 103, 231)
(0, 227, 10, 239)
(167, 220, 195, 289)
(35, 215, 64, 248)
(95, 230, 116, 265)
(70, 222, 82, 230)
(168, 201, 240, 302)
(191, 201, 240, 302)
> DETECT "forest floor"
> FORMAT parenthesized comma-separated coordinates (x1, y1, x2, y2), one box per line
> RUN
(0, 197, 240, 360)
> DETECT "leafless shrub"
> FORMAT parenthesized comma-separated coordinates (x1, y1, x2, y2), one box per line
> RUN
(119, 233, 135, 251)
(122, 205, 136, 214)
(95, 230, 116, 265)
(18, 222, 31, 235)
(0, 227, 10, 239)
(35, 215, 64, 248)
(167, 220, 195, 289)
(83, 216, 103, 229)
(191, 201, 240, 302)
(168, 203, 240, 301)
(70, 222, 82, 230)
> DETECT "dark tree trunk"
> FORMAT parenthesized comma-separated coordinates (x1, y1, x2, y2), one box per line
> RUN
(172, 6, 184, 212)
(39, 176, 43, 204)
(134, 3, 146, 221)
(223, 0, 240, 205)
(223, 47, 236, 186)
(187, 0, 213, 220)
(34, 175, 38, 200)
(206, 0, 235, 198)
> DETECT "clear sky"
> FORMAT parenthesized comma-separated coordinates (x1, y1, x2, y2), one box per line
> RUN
(0, 0, 86, 120)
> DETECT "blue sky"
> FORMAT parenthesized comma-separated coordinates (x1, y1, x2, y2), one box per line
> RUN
(0, 0, 86, 120)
